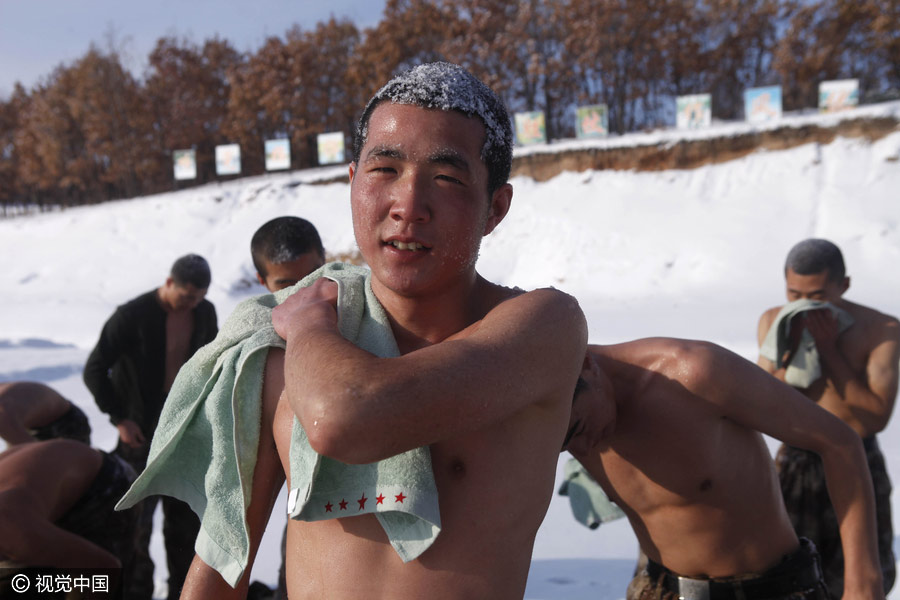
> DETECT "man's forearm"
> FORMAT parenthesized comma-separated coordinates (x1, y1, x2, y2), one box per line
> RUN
(3, 517, 121, 569)
(819, 347, 891, 433)
(282, 325, 392, 462)
(819, 439, 883, 598)
(83, 354, 128, 423)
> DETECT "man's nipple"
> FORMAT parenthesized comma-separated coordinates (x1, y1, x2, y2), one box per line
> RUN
(448, 458, 467, 480)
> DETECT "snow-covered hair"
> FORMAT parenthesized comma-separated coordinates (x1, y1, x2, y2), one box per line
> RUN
(251, 216, 324, 277)
(353, 62, 513, 195)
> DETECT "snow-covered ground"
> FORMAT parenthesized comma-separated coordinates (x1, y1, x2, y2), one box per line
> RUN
(1, 102, 899, 599)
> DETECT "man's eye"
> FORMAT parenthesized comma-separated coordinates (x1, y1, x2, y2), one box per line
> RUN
(437, 174, 462, 184)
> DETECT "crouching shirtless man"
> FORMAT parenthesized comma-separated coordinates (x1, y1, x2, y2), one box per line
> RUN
(566, 339, 883, 600)
(181, 62, 587, 599)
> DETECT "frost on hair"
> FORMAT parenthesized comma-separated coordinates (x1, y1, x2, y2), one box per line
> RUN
(355, 62, 513, 193)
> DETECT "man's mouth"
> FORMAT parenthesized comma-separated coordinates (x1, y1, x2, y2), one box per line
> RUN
(386, 240, 428, 251)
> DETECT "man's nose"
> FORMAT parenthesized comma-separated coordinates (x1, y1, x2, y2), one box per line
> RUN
(389, 174, 431, 223)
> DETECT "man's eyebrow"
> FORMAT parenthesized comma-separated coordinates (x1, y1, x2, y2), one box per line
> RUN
(428, 150, 470, 171)
(788, 286, 826, 295)
(364, 145, 404, 161)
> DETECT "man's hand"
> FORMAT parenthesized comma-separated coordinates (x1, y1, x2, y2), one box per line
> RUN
(781, 312, 808, 365)
(272, 278, 338, 341)
(116, 419, 145, 448)
(804, 308, 840, 353)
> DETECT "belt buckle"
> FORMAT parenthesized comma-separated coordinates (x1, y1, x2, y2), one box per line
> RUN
(677, 576, 711, 600)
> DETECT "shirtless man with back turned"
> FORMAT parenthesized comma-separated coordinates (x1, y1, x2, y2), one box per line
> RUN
(180, 62, 588, 599)
(567, 339, 883, 600)
(757, 238, 900, 597)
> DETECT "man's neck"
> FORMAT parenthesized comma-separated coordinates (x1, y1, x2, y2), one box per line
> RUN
(156, 287, 188, 314)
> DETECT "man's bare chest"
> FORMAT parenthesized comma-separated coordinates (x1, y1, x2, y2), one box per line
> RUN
(835, 325, 872, 373)
(165, 312, 194, 358)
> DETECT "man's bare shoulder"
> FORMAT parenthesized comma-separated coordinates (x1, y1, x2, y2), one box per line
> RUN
(756, 305, 783, 349)
(759, 305, 783, 329)
(650, 339, 734, 396)
(464, 282, 586, 342)
(602, 337, 713, 374)
(485, 284, 583, 320)
(843, 300, 900, 334)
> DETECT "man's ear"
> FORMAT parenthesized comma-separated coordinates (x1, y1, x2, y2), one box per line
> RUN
(841, 276, 850, 295)
(348, 162, 357, 183)
(256, 273, 266, 286)
(483, 183, 513, 236)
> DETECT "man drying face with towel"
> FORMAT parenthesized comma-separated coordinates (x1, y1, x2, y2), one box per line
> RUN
(757, 239, 900, 599)
(179, 63, 587, 599)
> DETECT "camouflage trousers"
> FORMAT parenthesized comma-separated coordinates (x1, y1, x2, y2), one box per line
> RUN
(777, 436, 895, 599)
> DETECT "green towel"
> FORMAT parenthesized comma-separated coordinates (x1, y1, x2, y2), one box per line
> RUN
(558, 458, 625, 530)
(759, 298, 854, 388)
(116, 263, 440, 587)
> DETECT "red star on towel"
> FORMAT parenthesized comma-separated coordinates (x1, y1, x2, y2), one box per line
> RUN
(324, 502, 333, 513)
(358, 494, 368, 510)
(395, 492, 406, 503)
(339, 499, 348, 510)
(376, 494, 385, 505)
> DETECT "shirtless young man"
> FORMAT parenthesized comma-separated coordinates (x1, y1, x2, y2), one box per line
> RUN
(757, 239, 900, 597)
(566, 339, 883, 600)
(250, 216, 326, 599)
(180, 63, 587, 599)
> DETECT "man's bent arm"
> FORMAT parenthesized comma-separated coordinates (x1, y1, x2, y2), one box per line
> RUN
(181, 349, 286, 599)
(83, 309, 132, 424)
(0, 382, 70, 445)
(813, 314, 900, 434)
(280, 286, 587, 464)
(685, 341, 883, 599)
(0, 489, 120, 569)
